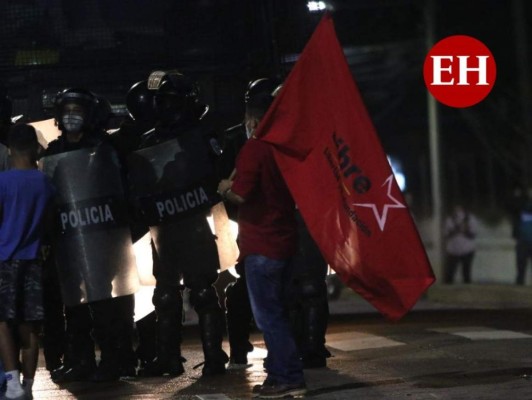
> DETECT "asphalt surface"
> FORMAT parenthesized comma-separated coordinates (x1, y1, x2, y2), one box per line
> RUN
(14, 285, 532, 399)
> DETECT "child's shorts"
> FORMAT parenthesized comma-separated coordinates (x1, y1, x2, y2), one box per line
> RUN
(0, 259, 44, 322)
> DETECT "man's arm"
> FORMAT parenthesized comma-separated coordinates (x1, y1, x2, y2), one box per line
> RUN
(218, 178, 245, 205)
(218, 139, 262, 205)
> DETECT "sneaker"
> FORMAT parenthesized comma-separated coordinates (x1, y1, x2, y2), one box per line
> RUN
(252, 378, 275, 398)
(3, 388, 25, 400)
(258, 382, 307, 399)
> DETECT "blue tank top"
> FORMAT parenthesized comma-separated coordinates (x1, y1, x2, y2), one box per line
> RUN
(0, 169, 54, 260)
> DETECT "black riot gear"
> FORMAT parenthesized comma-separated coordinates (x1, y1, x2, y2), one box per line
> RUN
(126, 80, 156, 124)
(109, 81, 157, 167)
(54, 88, 99, 134)
(43, 88, 138, 383)
(129, 70, 228, 377)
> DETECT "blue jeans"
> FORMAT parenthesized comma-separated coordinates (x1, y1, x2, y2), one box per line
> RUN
(245, 254, 304, 385)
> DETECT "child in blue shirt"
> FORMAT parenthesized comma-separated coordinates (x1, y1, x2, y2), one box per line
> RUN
(0, 124, 54, 400)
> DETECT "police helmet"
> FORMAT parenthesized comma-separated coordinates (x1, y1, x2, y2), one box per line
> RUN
(244, 77, 281, 104)
(154, 72, 201, 126)
(245, 78, 282, 120)
(54, 87, 99, 133)
(126, 80, 156, 123)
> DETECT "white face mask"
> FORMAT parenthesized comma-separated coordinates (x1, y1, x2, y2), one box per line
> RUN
(62, 113, 84, 133)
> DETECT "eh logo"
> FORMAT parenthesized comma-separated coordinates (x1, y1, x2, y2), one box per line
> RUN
(333, 132, 371, 194)
(424, 35, 496, 108)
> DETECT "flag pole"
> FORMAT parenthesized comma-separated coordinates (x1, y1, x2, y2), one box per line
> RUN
(425, 0, 444, 282)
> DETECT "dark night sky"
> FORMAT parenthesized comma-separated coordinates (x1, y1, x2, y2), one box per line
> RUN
(0, 0, 528, 211)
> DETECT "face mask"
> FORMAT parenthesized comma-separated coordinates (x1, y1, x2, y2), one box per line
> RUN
(62, 113, 84, 133)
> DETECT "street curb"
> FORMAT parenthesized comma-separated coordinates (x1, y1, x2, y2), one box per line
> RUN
(426, 284, 532, 308)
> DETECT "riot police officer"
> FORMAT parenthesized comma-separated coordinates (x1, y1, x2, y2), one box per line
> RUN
(42, 88, 138, 382)
(127, 71, 228, 377)
(222, 78, 331, 369)
(110, 80, 157, 164)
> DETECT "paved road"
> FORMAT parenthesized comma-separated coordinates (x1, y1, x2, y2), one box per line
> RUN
(24, 292, 532, 399)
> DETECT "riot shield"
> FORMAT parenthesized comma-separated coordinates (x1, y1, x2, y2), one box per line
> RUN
(127, 138, 219, 226)
(127, 137, 220, 268)
(41, 144, 139, 306)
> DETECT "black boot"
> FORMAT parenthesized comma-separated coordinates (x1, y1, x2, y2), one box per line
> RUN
(91, 335, 137, 382)
(301, 301, 330, 369)
(225, 275, 254, 367)
(42, 253, 66, 372)
(198, 310, 229, 377)
(52, 305, 96, 383)
(140, 286, 185, 377)
(136, 311, 157, 368)
(140, 354, 185, 377)
(51, 337, 96, 383)
(90, 296, 138, 382)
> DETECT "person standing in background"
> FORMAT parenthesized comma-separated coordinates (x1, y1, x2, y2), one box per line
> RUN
(443, 204, 479, 284)
(512, 188, 532, 285)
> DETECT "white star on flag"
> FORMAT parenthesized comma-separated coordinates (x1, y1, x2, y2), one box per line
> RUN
(353, 175, 406, 231)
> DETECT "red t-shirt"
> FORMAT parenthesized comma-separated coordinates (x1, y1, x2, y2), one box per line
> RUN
(231, 138, 297, 261)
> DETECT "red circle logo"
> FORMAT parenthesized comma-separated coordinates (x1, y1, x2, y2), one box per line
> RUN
(423, 35, 496, 108)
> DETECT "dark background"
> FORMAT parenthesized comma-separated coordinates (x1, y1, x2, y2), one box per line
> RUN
(0, 0, 529, 220)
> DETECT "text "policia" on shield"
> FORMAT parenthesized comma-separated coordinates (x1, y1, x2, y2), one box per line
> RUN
(57, 196, 128, 235)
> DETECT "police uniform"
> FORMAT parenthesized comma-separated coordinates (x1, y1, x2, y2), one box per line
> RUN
(129, 72, 228, 377)
(43, 89, 138, 383)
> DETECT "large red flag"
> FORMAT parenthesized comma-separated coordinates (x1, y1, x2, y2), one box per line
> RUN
(256, 13, 435, 321)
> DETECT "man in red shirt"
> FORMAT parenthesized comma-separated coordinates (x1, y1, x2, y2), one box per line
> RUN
(218, 91, 306, 399)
